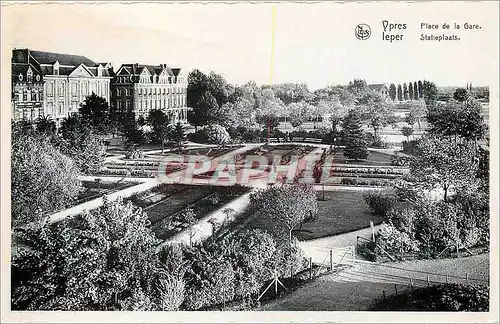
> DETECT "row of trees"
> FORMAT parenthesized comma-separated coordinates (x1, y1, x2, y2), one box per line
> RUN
(388, 81, 423, 101)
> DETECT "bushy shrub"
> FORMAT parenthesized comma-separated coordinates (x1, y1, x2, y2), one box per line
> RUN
(402, 139, 422, 155)
(125, 148, 145, 160)
(341, 178, 392, 187)
(391, 154, 413, 167)
(372, 283, 489, 311)
(375, 223, 420, 258)
(364, 189, 398, 217)
(188, 129, 209, 144)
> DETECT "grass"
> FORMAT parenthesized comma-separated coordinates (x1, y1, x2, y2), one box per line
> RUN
(294, 190, 384, 241)
(76, 180, 139, 203)
(328, 149, 393, 166)
(218, 189, 384, 242)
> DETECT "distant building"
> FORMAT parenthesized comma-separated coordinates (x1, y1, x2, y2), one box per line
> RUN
(11, 49, 114, 125)
(368, 83, 390, 98)
(111, 63, 188, 123)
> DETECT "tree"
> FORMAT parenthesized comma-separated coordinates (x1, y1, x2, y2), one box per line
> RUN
(453, 88, 468, 102)
(288, 101, 312, 128)
(403, 83, 409, 100)
(417, 80, 423, 99)
(358, 91, 396, 138)
(59, 114, 106, 175)
(187, 70, 231, 129)
(408, 81, 414, 100)
(413, 82, 419, 100)
(342, 109, 368, 160)
(36, 114, 56, 136)
(427, 98, 486, 141)
(79, 92, 111, 133)
(397, 84, 403, 101)
(188, 91, 217, 130)
(147, 109, 171, 152)
(409, 136, 480, 202)
(206, 124, 231, 146)
(421, 80, 438, 104)
(120, 111, 145, 145)
(170, 122, 187, 150)
(389, 83, 397, 100)
(401, 126, 414, 141)
(11, 127, 83, 226)
(348, 79, 369, 94)
(11, 198, 161, 310)
(249, 184, 318, 242)
(407, 99, 427, 131)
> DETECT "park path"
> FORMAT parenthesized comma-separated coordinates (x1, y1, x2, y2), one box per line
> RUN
(162, 188, 259, 246)
(47, 144, 259, 224)
(260, 253, 490, 311)
(298, 225, 383, 264)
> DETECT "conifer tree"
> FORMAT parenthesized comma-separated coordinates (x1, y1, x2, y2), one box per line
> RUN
(342, 110, 368, 160)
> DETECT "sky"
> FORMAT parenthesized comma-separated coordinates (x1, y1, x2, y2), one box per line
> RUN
(2, 2, 498, 90)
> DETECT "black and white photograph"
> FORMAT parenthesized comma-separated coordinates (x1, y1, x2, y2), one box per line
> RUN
(1, 1, 498, 323)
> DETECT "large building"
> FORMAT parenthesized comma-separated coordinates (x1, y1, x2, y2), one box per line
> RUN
(11, 49, 114, 125)
(111, 63, 188, 123)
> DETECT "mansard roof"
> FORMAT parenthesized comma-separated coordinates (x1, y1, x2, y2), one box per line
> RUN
(117, 63, 179, 77)
(12, 49, 113, 77)
(29, 50, 97, 67)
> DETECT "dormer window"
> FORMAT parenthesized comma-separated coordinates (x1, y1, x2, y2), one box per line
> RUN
(36, 75, 41, 82)
(18, 74, 23, 81)
(27, 67, 33, 82)
(54, 61, 60, 75)
(97, 65, 103, 77)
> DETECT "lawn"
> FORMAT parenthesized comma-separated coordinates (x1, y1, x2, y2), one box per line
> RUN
(294, 190, 384, 241)
(227, 190, 383, 242)
(328, 149, 393, 166)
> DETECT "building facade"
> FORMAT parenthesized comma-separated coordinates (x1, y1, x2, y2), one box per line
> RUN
(368, 83, 390, 97)
(11, 49, 113, 126)
(111, 63, 188, 123)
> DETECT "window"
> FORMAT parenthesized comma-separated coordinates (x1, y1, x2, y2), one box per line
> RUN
(23, 90, 27, 101)
(36, 74, 41, 82)
(72, 83, 77, 95)
(59, 103, 64, 115)
(18, 74, 23, 82)
(117, 89, 121, 97)
(17, 90, 22, 102)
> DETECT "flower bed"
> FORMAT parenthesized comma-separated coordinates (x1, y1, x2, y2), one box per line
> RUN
(340, 177, 393, 187)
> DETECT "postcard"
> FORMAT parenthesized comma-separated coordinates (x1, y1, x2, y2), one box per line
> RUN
(1, 1, 498, 323)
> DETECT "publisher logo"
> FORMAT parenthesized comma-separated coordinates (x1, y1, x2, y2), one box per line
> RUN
(355, 23, 371, 40)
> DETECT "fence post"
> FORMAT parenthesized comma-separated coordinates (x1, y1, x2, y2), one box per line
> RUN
(446, 275, 448, 283)
(456, 240, 460, 258)
(330, 250, 333, 271)
(410, 278, 413, 289)
(394, 284, 398, 295)
(290, 265, 293, 278)
(466, 273, 469, 284)
(426, 275, 430, 286)
(383, 290, 386, 300)
(309, 257, 313, 279)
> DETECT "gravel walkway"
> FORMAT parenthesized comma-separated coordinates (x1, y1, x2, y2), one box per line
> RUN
(261, 253, 490, 311)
